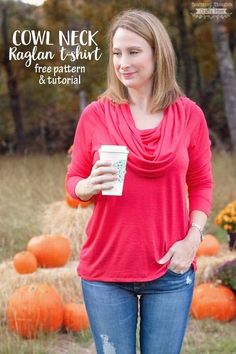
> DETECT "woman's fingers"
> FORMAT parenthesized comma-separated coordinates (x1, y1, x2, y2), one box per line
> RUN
(94, 167, 117, 176)
(92, 160, 117, 177)
(92, 174, 118, 185)
(88, 160, 119, 193)
(90, 162, 118, 193)
(162, 240, 195, 273)
(95, 182, 116, 191)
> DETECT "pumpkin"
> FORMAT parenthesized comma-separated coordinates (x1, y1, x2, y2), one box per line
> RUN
(65, 193, 81, 208)
(196, 234, 220, 257)
(6, 283, 64, 338)
(191, 283, 236, 321)
(65, 193, 92, 208)
(13, 250, 37, 274)
(27, 235, 71, 268)
(63, 303, 90, 332)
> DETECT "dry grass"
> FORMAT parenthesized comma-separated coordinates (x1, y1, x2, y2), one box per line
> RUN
(0, 154, 68, 261)
(210, 150, 236, 240)
(211, 150, 236, 207)
(0, 151, 236, 353)
(183, 317, 236, 354)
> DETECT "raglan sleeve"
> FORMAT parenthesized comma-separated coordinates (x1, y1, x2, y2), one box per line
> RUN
(65, 103, 96, 200)
(186, 104, 213, 216)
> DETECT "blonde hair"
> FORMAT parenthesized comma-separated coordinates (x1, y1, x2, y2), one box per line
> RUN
(98, 9, 184, 113)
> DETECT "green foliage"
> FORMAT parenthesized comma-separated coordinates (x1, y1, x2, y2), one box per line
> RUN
(213, 259, 236, 293)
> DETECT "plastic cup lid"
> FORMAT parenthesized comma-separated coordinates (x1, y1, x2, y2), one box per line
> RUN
(99, 145, 129, 153)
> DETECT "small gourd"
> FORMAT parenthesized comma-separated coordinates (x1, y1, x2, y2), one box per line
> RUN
(63, 303, 90, 332)
(13, 250, 37, 274)
(196, 234, 220, 257)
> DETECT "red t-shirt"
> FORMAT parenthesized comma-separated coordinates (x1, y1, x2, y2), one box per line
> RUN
(65, 96, 213, 282)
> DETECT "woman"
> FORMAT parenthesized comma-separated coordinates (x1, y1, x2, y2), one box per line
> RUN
(65, 9, 213, 354)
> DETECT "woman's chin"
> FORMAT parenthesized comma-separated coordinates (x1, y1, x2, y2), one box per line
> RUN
(121, 81, 140, 89)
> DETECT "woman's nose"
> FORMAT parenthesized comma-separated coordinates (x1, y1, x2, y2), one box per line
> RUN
(120, 61, 130, 71)
(119, 56, 130, 70)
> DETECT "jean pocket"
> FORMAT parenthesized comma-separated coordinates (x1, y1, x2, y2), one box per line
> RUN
(167, 266, 192, 277)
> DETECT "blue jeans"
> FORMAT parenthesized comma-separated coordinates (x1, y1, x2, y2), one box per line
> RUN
(81, 266, 195, 354)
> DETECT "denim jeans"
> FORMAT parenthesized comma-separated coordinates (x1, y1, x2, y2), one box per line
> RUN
(81, 266, 195, 354)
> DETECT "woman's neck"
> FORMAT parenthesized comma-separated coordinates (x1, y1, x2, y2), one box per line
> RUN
(127, 86, 153, 113)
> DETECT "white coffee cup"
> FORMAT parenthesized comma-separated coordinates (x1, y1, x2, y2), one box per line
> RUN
(98, 145, 129, 196)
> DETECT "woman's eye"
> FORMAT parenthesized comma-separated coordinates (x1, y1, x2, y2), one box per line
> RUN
(112, 51, 139, 56)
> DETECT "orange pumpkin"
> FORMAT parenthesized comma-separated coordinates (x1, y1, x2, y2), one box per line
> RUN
(65, 193, 92, 208)
(13, 250, 37, 274)
(63, 303, 90, 332)
(196, 234, 220, 257)
(27, 235, 71, 268)
(7, 283, 64, 338)
(191, 283, 236, 321)
(78, 199, 92, 208)
(65, 193, 81, 208)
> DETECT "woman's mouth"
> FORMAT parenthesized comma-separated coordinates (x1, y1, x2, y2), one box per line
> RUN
(121, 72, 136, 78)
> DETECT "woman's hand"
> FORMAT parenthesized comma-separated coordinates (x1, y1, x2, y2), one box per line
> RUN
(157, 228, 201, 274)
(75, 160, 118, 200)
(86, 160, 118, 195)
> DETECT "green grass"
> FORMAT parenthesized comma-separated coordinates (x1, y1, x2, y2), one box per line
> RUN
(0, 151, 236, 353)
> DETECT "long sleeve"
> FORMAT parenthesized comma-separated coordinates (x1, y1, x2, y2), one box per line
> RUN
(186, 106, 213, 216)
(65, 103, 96, 200)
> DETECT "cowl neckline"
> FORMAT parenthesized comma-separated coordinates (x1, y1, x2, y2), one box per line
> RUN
(96, 96, 189, 178)
(125, 102, 167, 133)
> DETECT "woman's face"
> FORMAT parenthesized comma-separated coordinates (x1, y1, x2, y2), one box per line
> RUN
(112, 27, 155, 91)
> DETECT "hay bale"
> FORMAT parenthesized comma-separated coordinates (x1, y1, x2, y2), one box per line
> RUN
(41, 201, 93, 260)
(0, 260, 83, 326)
(195, 243, 236, 284)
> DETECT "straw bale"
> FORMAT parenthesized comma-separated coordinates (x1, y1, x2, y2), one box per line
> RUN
(195, 243, 236, 284)
(40, 201, 93, 260)
(0, 260, 83, 326)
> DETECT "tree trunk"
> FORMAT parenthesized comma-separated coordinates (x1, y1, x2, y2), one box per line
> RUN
(1, 4, 25, 154)
(175, 1, 194, 96)
(211, 20, 236, 151)
(79, 90, 88, 113)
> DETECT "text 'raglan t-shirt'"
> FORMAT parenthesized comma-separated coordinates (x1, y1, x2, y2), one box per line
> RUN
(65, 96, 213, 282)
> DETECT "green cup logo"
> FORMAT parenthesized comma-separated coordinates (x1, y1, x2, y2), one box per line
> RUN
(113, 160, 127, 183)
